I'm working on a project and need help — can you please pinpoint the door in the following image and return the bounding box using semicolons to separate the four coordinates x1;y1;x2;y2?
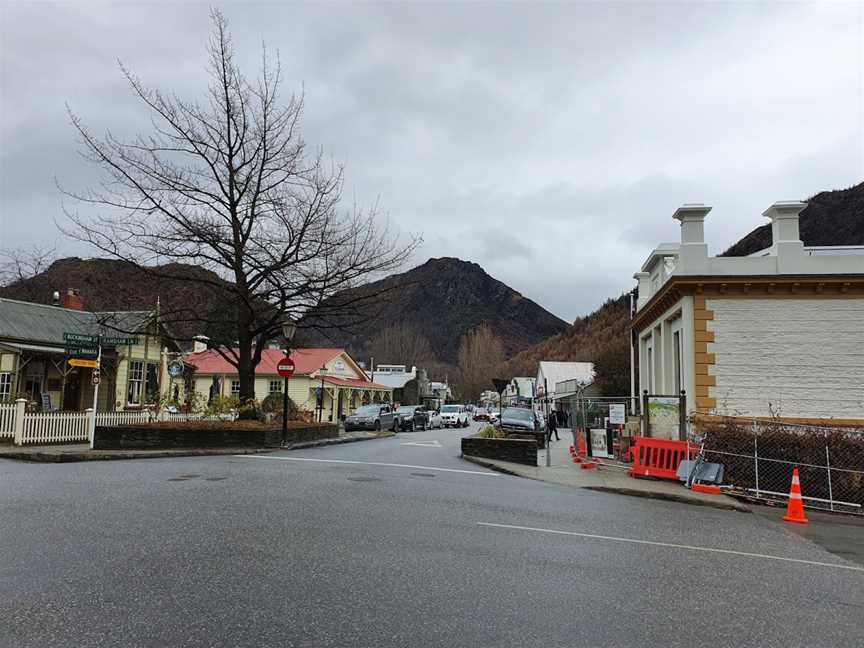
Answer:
63;371;82;410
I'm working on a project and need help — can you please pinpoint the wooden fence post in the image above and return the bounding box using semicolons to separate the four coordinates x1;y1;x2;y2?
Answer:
13;398;26;446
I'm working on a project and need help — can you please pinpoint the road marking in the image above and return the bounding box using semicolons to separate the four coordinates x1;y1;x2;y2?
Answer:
235;455;500;476
477;522;864;573
400;440;442;447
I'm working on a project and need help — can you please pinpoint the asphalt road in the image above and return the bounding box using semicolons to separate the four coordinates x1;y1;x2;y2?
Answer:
1;421;862;648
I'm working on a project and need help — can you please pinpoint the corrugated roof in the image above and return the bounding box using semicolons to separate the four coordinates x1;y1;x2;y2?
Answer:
187;347;346;376
0;297;153;346
537;361;595;393
322;376;389;391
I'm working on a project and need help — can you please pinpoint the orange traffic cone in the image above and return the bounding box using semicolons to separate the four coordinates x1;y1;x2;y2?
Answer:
783;468;808;525
577;433;587;457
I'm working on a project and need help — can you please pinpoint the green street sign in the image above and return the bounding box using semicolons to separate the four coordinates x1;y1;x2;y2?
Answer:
65;347;99;359
101;336;139;346
63;333;99;346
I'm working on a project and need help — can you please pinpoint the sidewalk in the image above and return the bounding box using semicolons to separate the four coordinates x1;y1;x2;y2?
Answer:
463;435;749;512
0;430;394;463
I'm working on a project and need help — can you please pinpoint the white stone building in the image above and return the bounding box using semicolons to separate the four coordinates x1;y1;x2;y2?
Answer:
632;200;864;425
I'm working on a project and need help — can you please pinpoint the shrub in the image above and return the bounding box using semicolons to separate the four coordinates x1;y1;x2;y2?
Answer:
207;394;239;416
478;425;504;439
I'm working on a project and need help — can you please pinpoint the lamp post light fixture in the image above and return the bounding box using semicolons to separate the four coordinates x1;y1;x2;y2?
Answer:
281;318;297;446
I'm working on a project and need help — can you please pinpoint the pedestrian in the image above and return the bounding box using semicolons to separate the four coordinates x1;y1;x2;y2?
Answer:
547;411;559;442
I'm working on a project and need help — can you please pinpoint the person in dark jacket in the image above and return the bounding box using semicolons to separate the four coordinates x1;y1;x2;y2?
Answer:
547;411;560;442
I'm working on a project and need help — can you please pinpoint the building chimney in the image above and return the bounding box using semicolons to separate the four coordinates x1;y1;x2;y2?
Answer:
61;288;84;310
633;272;651;310
193;335;210;353
672;204;711;271
763;201;805;261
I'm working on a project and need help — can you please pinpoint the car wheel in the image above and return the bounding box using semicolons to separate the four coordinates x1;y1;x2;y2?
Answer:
374;420;381;432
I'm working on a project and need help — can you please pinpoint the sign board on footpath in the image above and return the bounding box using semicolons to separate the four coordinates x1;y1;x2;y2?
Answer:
609;403;626;425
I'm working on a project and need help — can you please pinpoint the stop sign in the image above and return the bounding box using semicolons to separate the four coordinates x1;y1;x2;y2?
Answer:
277;357;295;377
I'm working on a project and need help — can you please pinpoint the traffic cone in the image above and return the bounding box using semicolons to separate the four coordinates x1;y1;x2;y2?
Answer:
577;432;587;457
783;468;808;525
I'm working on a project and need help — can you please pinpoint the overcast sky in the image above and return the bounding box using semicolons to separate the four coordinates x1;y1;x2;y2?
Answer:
1;1;862;322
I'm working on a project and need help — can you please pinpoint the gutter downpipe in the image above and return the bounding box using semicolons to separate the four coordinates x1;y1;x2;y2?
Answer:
629;290;636;415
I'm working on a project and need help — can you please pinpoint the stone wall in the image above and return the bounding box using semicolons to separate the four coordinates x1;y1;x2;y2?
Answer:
461;434;537;466
93;423;338;450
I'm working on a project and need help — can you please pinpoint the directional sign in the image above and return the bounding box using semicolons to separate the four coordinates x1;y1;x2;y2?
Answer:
63;333;99;346
65;347;99;359
277;357;295;378
101;336;139;346
69;358;98;368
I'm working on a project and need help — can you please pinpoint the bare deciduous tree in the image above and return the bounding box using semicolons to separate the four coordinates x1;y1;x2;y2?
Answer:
455;324;504;402
0;245;57;286
364;323;435;369
61;10;418;406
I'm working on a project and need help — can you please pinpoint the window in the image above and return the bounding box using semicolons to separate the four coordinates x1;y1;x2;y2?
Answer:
269;380;282;394
647;347;654;393
127;361;144;405
0;373;11;401
673;330;682;393
230;380;241;394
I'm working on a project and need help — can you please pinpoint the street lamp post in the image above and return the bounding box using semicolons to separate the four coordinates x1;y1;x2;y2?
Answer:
318;363;327;422
281;318;297;446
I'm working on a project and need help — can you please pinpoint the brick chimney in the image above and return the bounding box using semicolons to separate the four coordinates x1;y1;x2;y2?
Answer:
61;288;84;310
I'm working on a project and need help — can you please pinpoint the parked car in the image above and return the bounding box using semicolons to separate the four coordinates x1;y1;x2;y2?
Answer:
440;404;470;428
498;407;539;434
344;404;397;432
489;411;499;425
426;409;443;429
396;405;432;431
473;408;490;422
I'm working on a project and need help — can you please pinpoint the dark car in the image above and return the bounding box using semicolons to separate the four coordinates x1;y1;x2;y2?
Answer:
498;407;539;434
396;405;430;431
344;404;397;432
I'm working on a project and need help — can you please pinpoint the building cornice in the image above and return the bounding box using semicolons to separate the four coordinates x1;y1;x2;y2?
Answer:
632;274;864;332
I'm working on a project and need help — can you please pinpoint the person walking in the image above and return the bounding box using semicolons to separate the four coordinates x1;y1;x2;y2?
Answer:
547;410;560;442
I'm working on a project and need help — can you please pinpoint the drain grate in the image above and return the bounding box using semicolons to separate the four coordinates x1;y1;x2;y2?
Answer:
205;477;227;481
410;472;436;478
347;476;382;482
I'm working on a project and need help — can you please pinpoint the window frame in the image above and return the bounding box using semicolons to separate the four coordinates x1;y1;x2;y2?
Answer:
0;372;11;401
268;380;282;394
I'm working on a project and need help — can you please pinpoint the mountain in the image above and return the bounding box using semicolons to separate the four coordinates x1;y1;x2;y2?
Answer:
505;294;631;378
722;181;864;256
0;257;234;341
298;257;570;364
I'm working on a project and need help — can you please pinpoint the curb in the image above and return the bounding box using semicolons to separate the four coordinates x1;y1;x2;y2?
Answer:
0;447;274;463
0;432;396;463
462;455;750;513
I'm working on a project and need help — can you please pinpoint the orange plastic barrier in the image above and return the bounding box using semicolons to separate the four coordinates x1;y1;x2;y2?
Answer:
628;436;698;481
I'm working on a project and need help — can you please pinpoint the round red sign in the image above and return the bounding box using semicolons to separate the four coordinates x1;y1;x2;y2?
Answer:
277;358;295;378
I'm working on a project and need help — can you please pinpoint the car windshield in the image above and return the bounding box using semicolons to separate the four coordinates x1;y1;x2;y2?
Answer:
441;405;460;413
502;408;533;421
353;405;379;415
397;406;417;413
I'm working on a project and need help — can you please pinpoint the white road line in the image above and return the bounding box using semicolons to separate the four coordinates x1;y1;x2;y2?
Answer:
477;522;864;573
235;455;500;476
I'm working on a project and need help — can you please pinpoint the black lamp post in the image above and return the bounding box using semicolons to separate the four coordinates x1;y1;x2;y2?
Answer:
318;363;327;422
281;318;297;445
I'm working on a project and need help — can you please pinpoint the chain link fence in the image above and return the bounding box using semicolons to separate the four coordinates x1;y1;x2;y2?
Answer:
693;415;864;515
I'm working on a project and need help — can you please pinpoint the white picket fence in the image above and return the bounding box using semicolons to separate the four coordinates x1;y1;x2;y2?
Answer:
2;399;229;446
22;410;91;445
0;403;15;439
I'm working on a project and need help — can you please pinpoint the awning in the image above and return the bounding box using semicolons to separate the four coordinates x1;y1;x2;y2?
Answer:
0;342;66;355
321;376;391;391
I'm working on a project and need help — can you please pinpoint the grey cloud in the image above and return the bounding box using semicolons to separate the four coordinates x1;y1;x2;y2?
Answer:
1;2;861;322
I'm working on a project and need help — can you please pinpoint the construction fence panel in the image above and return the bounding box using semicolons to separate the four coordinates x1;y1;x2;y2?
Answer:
695;416;864;515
